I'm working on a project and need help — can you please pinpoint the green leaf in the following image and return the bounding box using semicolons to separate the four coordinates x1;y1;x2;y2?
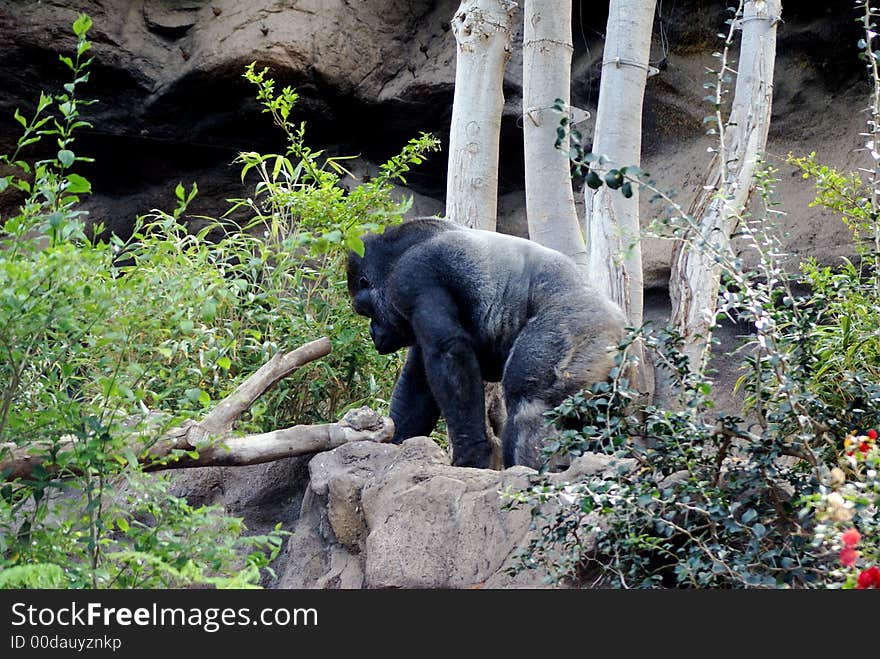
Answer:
65;173;91;193
180;319;194;333
201;299;217;322
0;177;8;192
58;149;75;167
185;388;203;403
73;13;93;37
59;55;75;71
116;517;130;532
345;234;365;257
198;390;211;407
621;182;633;198
37;92;52;112
175;182;185;201
586;170;603;189
217;356;232;370
13;108;27;128
604;170;624;190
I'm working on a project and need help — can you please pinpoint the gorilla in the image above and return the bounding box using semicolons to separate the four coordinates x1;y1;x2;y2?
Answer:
346;218;626;469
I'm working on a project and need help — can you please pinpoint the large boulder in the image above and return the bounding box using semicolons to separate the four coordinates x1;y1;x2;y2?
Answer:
277;436;633;589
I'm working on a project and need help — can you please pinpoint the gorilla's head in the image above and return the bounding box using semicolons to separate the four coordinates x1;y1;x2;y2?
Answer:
346;237;414;355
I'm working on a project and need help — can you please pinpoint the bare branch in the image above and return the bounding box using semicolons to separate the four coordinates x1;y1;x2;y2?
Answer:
0;338;393;481
199;337;331;434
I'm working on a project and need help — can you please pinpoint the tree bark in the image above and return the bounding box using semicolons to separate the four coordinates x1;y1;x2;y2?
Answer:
585;0;656;328
669;0;781;372
445;0;516;230
522;0;588;269
584;0;657;396
0;338;394;481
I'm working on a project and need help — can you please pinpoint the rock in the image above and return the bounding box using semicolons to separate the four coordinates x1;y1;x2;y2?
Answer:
276;437;545;588
276;436;638;589
143;1;201;38
166;455;311;588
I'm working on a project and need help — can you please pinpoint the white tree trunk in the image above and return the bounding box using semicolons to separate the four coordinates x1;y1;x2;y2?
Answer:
446;0;516;230
522;0;587;269
584;0;656;397
669;0;781;371
584;0;656;328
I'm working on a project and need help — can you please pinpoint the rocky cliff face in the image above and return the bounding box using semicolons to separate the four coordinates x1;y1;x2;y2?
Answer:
0;0;870;588
0;0;866;281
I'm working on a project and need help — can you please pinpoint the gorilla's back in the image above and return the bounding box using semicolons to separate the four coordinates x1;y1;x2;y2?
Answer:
387;221;625;372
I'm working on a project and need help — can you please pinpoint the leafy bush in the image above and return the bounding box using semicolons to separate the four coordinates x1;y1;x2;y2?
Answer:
506;155;880;588
506;4;880;588
0;15;439;588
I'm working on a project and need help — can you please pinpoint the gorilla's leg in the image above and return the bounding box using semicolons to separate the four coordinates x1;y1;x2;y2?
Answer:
389;346;441;443
501;314;605;468
502;395;554;468
411;292;491;468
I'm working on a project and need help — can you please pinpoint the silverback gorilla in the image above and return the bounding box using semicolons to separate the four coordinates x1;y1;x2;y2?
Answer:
346;218;626;469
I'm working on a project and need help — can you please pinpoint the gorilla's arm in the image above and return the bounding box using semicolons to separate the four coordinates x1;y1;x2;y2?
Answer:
389;346;441;442
409;289;491;468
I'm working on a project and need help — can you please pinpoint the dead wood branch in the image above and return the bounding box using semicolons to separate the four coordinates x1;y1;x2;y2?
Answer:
0;337;394;481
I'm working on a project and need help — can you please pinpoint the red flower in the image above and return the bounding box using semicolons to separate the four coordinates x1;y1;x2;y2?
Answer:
842;528;861;547
840;547;859;567
856;566;880;589
868;429;878;440
859;441;870;454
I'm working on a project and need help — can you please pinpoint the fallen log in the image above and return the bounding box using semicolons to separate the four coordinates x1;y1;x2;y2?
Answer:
0;337;394;481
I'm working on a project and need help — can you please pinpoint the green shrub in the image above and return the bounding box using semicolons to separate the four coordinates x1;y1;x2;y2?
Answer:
506;166;880;589
0;15;439;588
505;2;880;590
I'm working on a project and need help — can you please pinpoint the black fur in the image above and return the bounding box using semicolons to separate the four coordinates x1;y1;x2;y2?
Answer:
347;218;626;468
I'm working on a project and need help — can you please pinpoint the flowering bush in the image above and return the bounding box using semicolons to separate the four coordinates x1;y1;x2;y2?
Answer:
809;429;879;588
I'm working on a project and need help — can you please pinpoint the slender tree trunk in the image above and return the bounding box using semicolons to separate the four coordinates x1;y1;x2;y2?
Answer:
585;0;655;327
522;0;587;269
584;0;657;396
445;0;516;230
669;0;782;372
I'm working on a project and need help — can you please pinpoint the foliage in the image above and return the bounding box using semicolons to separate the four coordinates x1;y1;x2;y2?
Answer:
0;16;439;588
806;432;880;589
507;2;880;589
508;160;880;589
552;97;638;199
506;324;827;588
